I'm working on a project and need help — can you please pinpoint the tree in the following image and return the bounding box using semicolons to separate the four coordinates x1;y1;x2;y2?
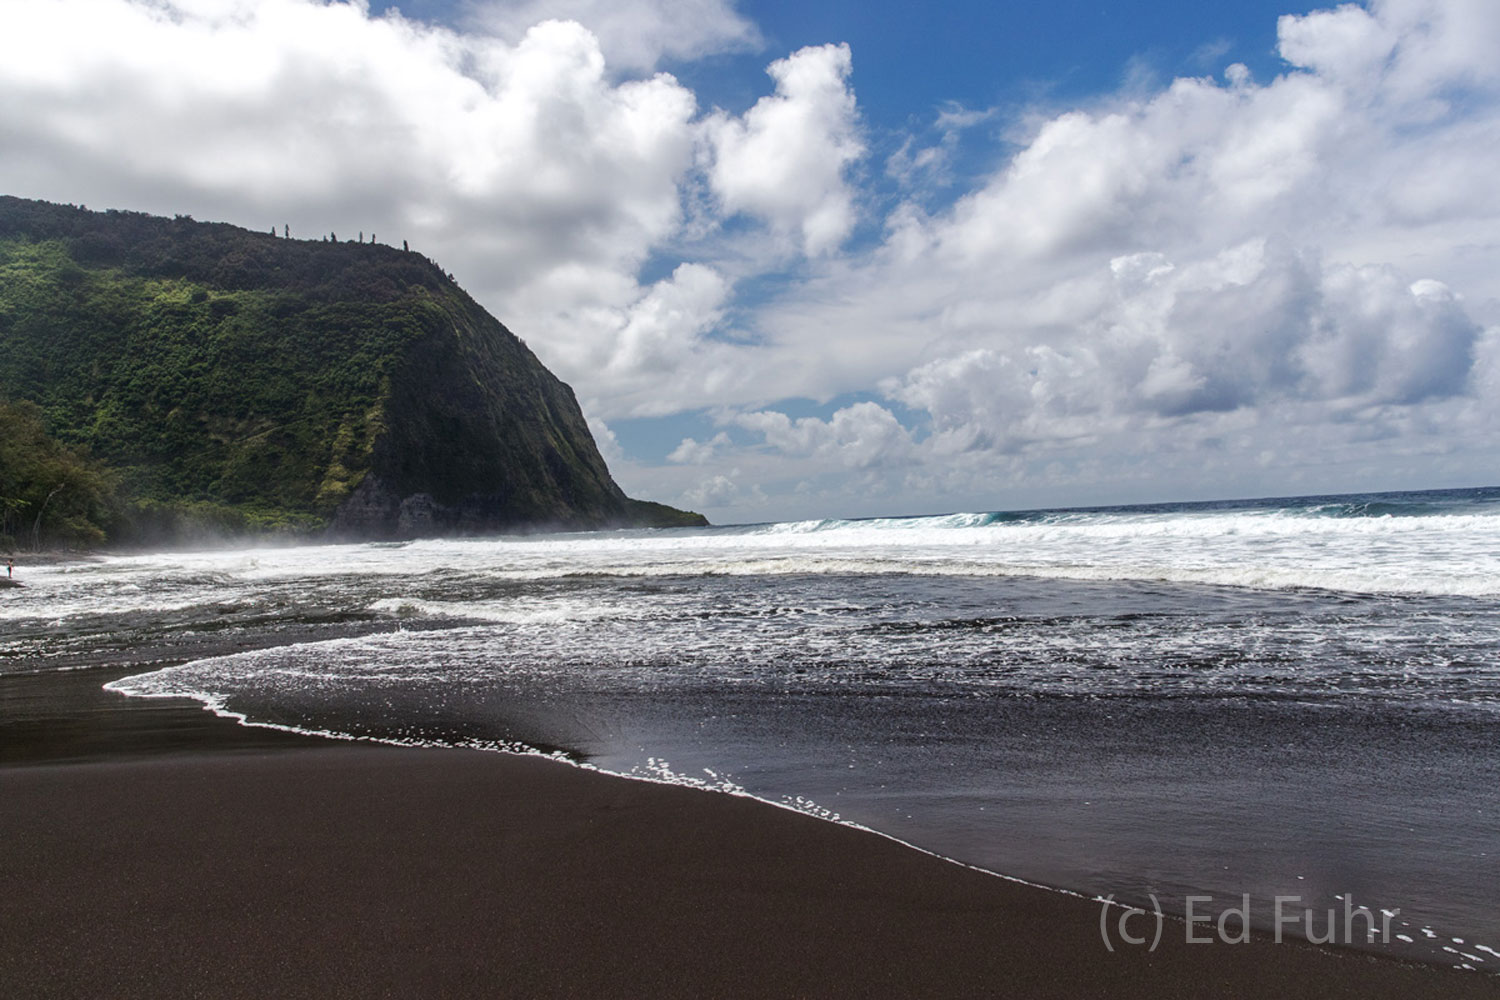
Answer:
0;496;27;545
0;401;118;550
30;484;63;551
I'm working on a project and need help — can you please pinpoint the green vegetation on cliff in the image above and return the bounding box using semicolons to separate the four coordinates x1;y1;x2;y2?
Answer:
0;196;705;545
0;400;118;549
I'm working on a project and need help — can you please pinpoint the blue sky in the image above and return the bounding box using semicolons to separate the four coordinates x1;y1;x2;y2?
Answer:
372;1;1299;110
3;0;1499;521
699;1;1294;108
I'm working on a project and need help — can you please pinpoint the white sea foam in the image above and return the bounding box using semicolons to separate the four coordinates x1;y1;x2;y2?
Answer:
9;501;1499;630
365;594;637;625
92;519;1500;977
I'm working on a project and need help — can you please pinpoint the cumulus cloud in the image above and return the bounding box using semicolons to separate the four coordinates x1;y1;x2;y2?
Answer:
464;0;760;72
886;242;1482;458
668;432;731;464
607;263;730;375
683;472;752;508
735;402;914;469
515;259;767;419
1281;0;1500;108
705;43;864;255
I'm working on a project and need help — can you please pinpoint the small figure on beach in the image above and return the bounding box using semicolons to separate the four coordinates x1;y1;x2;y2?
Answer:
6;558;12;578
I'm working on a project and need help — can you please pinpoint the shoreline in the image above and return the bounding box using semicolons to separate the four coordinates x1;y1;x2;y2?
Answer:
2;666;1497;997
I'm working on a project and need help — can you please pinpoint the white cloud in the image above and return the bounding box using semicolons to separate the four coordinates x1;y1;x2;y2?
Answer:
1277;2;1398;90
683;472;744;507
668;432;731;464
705;43;863;256
517;260;761;419
608;263;730;375
1283;0;1500;109
735;402;914;469
886;242;1483;457
463;0;760;73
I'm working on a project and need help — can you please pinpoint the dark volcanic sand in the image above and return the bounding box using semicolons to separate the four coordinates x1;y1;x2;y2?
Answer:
1;670;1497;999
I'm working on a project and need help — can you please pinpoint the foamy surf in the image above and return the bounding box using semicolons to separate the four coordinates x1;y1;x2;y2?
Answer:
7;488;1498;625
14;486;1500;973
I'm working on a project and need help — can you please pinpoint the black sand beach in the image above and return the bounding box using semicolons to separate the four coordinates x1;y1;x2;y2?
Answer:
2;666;1496;999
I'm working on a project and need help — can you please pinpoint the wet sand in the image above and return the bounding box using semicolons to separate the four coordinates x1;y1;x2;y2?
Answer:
1;670;1497;999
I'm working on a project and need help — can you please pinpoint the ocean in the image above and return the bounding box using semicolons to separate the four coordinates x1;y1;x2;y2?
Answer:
3;486;1498;970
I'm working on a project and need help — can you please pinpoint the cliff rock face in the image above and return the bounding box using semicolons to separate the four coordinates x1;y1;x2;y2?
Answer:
0;196;705;539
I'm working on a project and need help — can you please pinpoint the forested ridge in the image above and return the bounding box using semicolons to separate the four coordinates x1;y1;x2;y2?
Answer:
0;197;702;550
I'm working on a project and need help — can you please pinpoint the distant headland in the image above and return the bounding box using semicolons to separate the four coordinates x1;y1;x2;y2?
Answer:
0;196;705;550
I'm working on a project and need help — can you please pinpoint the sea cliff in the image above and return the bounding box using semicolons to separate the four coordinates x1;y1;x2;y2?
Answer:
0;196;703;546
